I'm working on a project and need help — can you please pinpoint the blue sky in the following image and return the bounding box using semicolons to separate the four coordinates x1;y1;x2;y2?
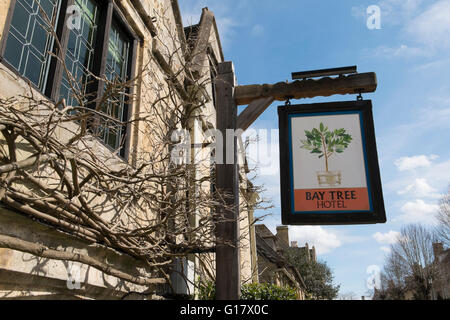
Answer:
180;0;450;298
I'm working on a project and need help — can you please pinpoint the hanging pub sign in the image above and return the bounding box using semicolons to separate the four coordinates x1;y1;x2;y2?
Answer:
278;100;386;225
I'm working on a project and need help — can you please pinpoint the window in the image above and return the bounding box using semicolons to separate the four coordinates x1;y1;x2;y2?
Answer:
3;0;61;92
1;0;138;158
59;0;99;106
99;21;132;154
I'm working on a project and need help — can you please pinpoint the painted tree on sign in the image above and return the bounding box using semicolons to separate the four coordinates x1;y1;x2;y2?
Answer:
300;123;352;172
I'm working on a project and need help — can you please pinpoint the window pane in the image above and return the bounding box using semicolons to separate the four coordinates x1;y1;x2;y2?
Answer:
41;0;56;18
100;20;131;153
24;50;44;85
59;0;99;107
9;1;29;37
3;34;23;70
3;0;60;91
31;21;48;54
106;23;130;82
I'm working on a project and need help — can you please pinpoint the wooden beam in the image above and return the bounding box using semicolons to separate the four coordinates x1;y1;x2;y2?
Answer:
215;61;240;300
234;72;377;105
237;97;274;131
291;66;357;80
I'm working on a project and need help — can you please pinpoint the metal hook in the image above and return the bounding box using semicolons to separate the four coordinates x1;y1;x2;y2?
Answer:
285;96;294;106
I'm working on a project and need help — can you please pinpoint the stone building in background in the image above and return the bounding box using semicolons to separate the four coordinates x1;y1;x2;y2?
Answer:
431;243;449;300
255;224;307;299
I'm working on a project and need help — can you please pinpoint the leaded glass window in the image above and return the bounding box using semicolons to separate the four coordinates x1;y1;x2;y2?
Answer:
99;21;131;153
2;0;136;159
59;0;99;107
3;0;61;91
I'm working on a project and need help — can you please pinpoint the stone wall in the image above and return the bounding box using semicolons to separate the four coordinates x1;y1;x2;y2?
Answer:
0;0;255;299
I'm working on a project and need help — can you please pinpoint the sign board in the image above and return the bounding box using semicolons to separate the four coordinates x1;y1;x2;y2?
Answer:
278;100;386;225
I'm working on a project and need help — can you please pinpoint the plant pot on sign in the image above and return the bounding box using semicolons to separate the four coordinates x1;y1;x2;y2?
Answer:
317;170;342;187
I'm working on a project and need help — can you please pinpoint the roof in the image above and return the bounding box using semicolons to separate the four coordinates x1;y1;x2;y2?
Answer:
255;224;276;240
183;7;224;67
256;232;285;267
255;224;306;289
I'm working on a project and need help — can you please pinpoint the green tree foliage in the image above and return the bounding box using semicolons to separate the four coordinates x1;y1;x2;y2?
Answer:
240;283;297;300
197;277;216;300
284;247;340;300
197;279;297;300
300;123;352;171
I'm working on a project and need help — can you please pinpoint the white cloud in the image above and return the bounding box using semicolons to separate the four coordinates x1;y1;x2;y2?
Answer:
255;220;355;256
406;0;450;49
412;57;450;72
290;226;342;255
395;199;439;225
373;230;401;244
357;0;450;58
380;0;425;21
394;154;439;171
421;160;450;190
371;44;430;58
397;178;440;198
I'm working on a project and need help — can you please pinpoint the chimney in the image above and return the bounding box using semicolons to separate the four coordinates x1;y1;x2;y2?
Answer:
311;245;316;262
291;241;298;248
304;243;310;262
276;226;289;246
433;243;444;258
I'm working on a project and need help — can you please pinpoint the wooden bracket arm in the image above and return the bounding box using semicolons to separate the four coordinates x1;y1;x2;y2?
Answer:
234;72;377;106
237;97;274;131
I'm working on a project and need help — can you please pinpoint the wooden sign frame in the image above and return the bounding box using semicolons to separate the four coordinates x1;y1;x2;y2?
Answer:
278;100;386;225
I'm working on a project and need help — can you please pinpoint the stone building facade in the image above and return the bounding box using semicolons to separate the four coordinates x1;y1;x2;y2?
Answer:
0;0;257;299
